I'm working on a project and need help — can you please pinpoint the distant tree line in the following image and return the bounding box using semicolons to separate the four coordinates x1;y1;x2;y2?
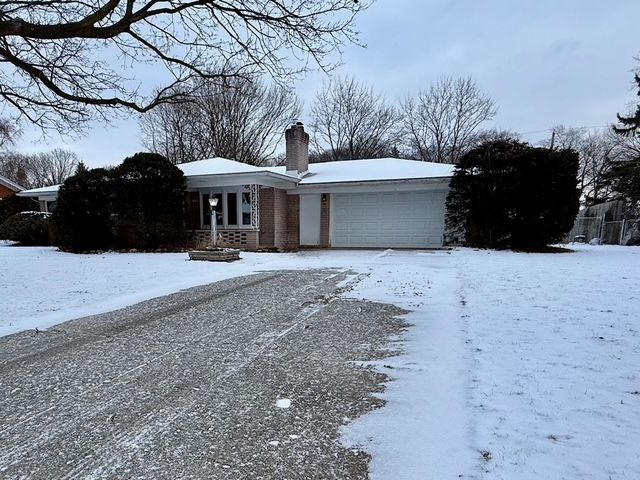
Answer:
0;124;80;189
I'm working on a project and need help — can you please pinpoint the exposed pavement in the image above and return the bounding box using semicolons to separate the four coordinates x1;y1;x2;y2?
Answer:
0;269;407;479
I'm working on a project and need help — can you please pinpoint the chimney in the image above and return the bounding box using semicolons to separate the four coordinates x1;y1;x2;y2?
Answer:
285;122;309;176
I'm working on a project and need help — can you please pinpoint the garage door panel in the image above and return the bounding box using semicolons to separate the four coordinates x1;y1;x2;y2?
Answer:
332;191;446;248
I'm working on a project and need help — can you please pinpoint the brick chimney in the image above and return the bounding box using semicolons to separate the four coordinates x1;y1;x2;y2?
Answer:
285;122;309;176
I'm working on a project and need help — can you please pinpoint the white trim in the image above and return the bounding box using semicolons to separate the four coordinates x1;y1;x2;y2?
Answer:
186;171;297;190
289;178;451;195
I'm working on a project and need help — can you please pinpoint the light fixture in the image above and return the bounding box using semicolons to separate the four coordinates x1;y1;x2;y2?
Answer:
208;197;219;208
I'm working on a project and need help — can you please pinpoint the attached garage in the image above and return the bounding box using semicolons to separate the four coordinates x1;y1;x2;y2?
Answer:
331;190;447;248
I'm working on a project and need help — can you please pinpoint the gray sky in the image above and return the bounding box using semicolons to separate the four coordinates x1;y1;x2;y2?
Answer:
17;0;640;167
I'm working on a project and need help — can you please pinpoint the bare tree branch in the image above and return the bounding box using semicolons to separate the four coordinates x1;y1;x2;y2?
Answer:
310;76;400;161
139;73;301;165
401;76;496;164
0;0;368;132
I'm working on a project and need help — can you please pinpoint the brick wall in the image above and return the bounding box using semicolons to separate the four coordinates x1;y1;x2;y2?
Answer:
273;188;289;250
186;192;201;230
259;187;275;247
258;186;299;251
0;184;14;199
320;193;331;247
190;230;259;249
284;194;299;250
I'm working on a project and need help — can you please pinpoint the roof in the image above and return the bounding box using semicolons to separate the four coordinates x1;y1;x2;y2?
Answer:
0;175;25;192
178;157;269;176
17;184;60;197
267;158;454;185
177;157;297;186
17;157;454;198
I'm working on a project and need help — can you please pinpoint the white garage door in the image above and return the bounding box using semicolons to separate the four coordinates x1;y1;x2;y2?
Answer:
331;191;446;248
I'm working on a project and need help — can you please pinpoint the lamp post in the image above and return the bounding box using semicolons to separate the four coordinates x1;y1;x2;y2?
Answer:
208;196;219;249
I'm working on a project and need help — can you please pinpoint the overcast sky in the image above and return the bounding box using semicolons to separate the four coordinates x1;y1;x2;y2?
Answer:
17;0;640;167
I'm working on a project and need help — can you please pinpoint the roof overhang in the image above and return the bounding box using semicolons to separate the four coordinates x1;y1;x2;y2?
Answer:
16;185;60;201
0;176;25;192
186;171;299;190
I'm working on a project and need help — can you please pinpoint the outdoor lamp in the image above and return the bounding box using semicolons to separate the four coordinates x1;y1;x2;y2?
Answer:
208;196;219;248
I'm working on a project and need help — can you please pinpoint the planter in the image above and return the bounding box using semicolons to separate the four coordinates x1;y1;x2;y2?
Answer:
188;248;241;262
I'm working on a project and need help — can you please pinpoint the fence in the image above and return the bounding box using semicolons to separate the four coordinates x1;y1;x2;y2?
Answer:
566;216;640;245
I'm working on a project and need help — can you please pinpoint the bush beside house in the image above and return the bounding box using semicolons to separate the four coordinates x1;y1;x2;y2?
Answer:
50;153;186;253
0;194;36;224
0;211;51;245
446;140;580;249
51;167;114;252
111;153;186;249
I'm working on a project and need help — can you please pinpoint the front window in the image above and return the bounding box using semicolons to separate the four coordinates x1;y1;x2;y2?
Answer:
201;189;253;229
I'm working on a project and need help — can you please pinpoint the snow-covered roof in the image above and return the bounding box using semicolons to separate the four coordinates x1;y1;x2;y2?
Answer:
16;157;453;199
268;158;454;185
178;157;297;180
178;157;266;176
17;184;60;197
0;174;25;192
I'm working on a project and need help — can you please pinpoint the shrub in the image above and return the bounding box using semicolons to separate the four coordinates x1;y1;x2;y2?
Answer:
50;167;114;252
0;194;37;224
111;153;186;249
0;211;51;245
446;140;580;249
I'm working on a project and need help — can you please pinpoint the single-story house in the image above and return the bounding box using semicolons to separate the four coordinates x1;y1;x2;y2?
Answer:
0;175;25;199
18;123;454;250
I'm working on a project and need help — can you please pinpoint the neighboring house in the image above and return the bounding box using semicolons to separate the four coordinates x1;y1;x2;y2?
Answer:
0;175;25;199
16;184;59;212
18;123;454;249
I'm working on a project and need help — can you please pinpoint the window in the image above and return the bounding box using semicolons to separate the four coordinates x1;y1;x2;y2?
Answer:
202;193;210;226
200;189;253;229
227;192;238;226
242;192;252;225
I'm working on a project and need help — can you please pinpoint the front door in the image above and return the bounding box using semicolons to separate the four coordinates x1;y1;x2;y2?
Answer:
300;194;322;246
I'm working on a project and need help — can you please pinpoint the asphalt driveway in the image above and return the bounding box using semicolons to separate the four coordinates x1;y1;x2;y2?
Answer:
0;269;406;479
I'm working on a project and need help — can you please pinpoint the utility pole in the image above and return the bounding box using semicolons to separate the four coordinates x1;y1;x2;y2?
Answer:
550;129;556;150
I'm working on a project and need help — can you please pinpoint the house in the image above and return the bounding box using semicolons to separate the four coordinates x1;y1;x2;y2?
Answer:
0;175;25;199
18;124;454;250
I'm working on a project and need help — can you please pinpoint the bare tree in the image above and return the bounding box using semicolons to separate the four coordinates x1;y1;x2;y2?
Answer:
540;126;618;203
310;77;400;161
32;148;80;186
0;1;367;132
0;151;31;187
140;76;301;165
0;148;79;187
0;118;20;151
401;76;497;163
466;128;520;151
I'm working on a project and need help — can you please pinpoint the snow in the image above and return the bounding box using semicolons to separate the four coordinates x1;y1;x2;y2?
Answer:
268;158;454;184
177;157;296;181
2;243;639;479
17;184;60;196
275;398;292;409
178;157;267;176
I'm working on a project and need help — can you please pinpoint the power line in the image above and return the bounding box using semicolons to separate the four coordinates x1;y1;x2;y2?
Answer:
519;124;611;137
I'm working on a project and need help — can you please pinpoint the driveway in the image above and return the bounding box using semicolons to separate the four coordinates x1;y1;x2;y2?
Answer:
0;270;406;479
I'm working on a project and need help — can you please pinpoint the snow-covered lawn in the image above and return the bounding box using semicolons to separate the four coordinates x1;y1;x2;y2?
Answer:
2;242;639;479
